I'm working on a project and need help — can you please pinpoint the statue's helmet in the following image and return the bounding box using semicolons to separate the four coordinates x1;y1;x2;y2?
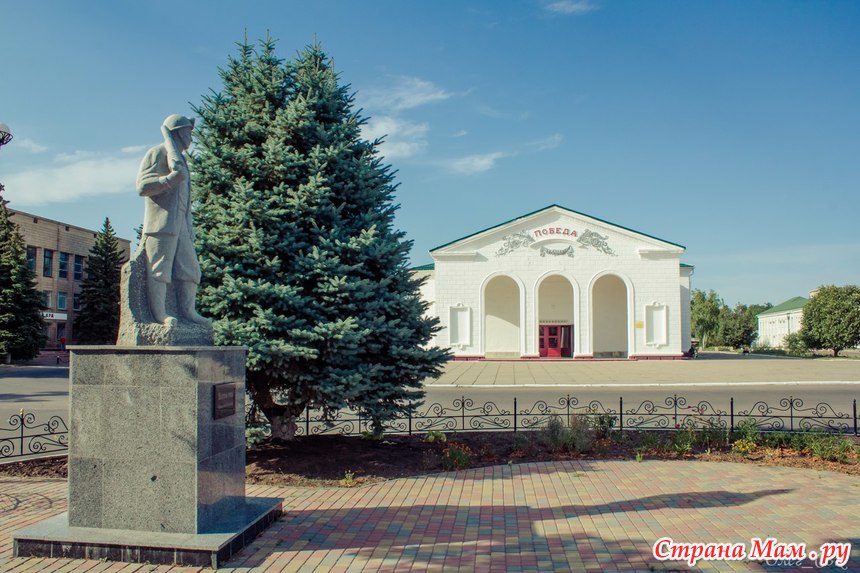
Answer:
163;114;195;132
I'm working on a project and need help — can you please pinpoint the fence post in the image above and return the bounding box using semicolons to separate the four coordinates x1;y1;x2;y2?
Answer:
461;395;465;432
673;394;678;428
305;405;310;436
789;395;794;432
566;394;571;427
730;398;734;432
619;397;623;437
18;409;24;456
854;399;857;437
408;408;413;436
514;397;518;433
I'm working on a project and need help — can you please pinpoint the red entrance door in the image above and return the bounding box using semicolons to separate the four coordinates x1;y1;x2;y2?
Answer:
539;325;572;358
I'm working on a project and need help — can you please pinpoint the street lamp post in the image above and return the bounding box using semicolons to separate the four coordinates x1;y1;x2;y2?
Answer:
0;123;12;150
0;123;11;196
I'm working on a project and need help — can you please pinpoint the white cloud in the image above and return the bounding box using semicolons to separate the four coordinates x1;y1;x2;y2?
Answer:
545;0;598;15
452;130;468;138
362;76;451;112
363;116;429;159
55;150;100;163
4;151;139;206
475;104;531;121
447;152;507;175
15;138;48;153
528;133;564;151
121;145;148;154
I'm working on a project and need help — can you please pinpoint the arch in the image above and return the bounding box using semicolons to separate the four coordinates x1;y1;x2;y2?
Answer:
481;273;524;357
589;271;634;358
534;273;577;358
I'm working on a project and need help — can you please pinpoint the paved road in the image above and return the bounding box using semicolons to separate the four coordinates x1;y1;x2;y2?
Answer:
2;355;859;434
0;366;68;424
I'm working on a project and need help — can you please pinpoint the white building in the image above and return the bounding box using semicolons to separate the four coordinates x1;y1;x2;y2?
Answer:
756;296;808;348
414;205;693;360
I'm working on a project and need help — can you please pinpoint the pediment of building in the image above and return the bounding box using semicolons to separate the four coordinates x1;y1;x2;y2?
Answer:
431;205;684;260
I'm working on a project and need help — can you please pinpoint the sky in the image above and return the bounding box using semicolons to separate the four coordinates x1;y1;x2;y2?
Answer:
1;1;858;306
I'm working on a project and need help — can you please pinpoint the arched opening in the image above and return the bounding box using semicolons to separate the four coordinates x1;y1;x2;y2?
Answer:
592;274;628;358
484;275;521;357
537;275;574;358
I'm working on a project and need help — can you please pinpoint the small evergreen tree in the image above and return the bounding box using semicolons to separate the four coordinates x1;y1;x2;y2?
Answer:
0;186;46;360
193;38;448;439
76;218;126;344
800;285;860;357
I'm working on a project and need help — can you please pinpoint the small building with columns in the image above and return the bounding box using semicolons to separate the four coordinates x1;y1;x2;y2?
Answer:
413;205;693;360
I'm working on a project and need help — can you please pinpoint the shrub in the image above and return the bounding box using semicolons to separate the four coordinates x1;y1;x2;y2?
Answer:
569;415;595;453
760;431;792;448
671;428;694;456
590;413;616;439
695;424;729;449
340;470;357;487
798;432;855;463
733;418;759;444
641;431;664;451
512;432;532;454
424;430;447;443
442;442;474;471
541;415;570;453
731;438;757;455
540;415;595;454
783;332;810;357
245;424;271;448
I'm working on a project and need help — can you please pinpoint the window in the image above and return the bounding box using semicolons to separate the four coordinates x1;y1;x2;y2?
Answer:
59;252;69;279
74;255;84;280
26;247;37;272
73;292;81;311
43;249;54;277
58;291;67;311
42;290;52;309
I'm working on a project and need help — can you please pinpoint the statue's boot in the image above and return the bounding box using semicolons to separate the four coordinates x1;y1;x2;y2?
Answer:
147;275;178;326
178;281;211;326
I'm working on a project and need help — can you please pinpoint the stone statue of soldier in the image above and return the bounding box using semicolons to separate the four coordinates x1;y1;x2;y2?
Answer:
135;114;210;327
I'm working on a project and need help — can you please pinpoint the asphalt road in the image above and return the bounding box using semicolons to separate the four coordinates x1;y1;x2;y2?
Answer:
0;365;69;424
2;359;859;433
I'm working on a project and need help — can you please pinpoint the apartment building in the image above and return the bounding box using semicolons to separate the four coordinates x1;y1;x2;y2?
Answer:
9;210;132;348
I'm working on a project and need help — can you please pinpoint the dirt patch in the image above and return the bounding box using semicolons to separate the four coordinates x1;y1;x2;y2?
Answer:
2;431;859;486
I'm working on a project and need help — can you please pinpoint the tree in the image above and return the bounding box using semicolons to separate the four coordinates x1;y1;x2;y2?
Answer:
691;289;723;348
0;187;45;360
192;38;449;439
719;303;769;349
800;285;860;357
76;218;126;344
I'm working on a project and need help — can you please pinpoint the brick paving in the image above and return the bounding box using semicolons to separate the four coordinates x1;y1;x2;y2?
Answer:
2;461;859;572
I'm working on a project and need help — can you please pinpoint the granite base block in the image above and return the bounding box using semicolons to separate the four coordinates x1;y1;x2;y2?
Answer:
13;497;282;569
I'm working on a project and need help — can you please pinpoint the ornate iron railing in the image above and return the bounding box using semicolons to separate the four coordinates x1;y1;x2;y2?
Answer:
4;394;857;460
0;410;68;460
289;394;858;438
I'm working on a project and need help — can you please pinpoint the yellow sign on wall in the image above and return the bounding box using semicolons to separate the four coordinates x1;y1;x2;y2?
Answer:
634;320;644;329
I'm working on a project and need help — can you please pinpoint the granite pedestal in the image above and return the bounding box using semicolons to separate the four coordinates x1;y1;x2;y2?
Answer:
13;346;282;568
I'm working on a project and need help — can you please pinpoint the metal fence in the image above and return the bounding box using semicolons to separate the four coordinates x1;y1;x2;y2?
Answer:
289;394;858;437
3;394;857;460
0;410;68;461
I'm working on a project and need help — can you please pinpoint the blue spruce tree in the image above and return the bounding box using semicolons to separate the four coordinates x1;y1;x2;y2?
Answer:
192;38;448;439
0;188;46;361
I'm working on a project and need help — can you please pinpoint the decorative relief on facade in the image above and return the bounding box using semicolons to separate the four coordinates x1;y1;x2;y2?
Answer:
495;231;535;256
539;245;575;258
577;229;616;256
